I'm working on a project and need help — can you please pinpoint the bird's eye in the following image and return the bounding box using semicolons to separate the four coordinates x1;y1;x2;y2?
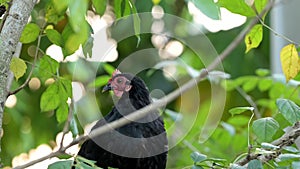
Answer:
116;78;123;84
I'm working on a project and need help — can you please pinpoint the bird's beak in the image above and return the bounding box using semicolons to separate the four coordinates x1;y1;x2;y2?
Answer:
102;83;112;93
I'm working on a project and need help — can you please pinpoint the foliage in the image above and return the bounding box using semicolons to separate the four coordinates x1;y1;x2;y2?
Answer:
3;0;300;168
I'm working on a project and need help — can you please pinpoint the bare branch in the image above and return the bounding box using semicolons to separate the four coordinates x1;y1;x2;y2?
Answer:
11;1;275;168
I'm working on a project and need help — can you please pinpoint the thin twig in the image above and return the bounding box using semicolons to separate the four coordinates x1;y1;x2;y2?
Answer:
8;27;43;96
11;1;276;169
60;98;75;149
236;87;261;119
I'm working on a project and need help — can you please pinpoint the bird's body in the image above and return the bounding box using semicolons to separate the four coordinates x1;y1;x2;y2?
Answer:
77;71;168;169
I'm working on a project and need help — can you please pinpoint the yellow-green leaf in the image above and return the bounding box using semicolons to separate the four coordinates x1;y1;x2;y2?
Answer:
20;23;40;44
280;44;300;82
245;24;263;53
10;57;27;81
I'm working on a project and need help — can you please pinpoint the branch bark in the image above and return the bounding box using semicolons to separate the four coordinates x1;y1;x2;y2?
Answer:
236;122;300;166
0;0;36;161
11;1;276;169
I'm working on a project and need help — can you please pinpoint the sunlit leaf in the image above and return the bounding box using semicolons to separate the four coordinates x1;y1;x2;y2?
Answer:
52;0;69;13
229;107;254;116
56;102;68;123
258;78;273;92
40;83;61;111
92;0;107;16
46;29;64;46
10;57;27;81
276;99;300;124
20;23;40;44
230;164;246;169
102;63;115;75
255;0;268;15
292;161;300;169
252;117;279;142
280;44;300;82
245;24;263;53
69;0;88;32
189;0;220;20
39;55;59;80
248;159;263;169
48;160;73;169
88;75;111;88
255;68;270;77
190;152;207;163
114;0;122;19
217;0;255;17
242;76;258;92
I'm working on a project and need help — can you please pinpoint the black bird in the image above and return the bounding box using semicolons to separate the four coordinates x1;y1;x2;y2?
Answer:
76;70;168;169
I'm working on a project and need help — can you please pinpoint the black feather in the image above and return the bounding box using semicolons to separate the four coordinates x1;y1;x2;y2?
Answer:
77;73;168;169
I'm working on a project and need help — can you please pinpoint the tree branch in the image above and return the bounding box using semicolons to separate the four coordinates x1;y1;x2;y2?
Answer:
11;1;275;168
0;0;36;160
236;122;300;166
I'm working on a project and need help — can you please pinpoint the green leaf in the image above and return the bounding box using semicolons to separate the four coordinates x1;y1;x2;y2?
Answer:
62;23;89;56
123;0;131;17
280;44;300;82
92;0;107;16
48;160;73;169
229;107;254;116
261;142;279;150
20;23;40;44
283;146;299;153
88;75;111;88
57;154;72;159
230;164;246;169
70;116;79;137
46;29;64;46
276;99;300;124
245;24;263;53
252;117;279;142
82;36;94;58
52;0;69;13
217;0;255;17
189;0;220;20
278;153;300;161
102;63;115;75
242;76;258;92
69;0;88;32
258;78;273;92
292;161;300;169
10;57;27;81
248;159;263;169
255;0;268;14
58;78;72;101
227;116;249;126
129;0;141;46
190;152;207;163
114;0;122;19
56;102;68;123
192;165;204;169
45;3;65;24
39;55;59;80
40;83;61;111
255;68;270;77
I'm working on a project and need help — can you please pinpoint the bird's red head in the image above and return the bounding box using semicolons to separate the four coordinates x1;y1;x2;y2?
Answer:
102;69;132;98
